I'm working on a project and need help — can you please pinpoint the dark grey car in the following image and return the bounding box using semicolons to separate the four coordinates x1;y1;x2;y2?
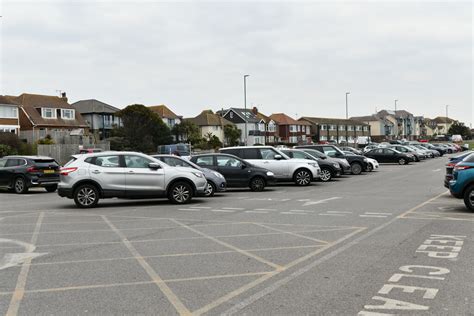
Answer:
152;155;226;197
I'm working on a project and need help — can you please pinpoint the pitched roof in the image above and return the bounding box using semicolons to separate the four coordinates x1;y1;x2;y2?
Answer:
377;109;413;119
225;108;260;123
432;116;457;124
148;105;180;119
8;93;88;127
269;113;302;125
349;115;381;122
72;99;120;114
187;110;234;126
0;96;19;105
301;116;368;126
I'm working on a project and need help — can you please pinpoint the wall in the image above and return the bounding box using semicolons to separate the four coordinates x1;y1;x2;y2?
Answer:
37;143;110;165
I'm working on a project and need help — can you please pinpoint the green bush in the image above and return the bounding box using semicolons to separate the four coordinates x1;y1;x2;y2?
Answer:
0;144;17;157
37;134;55;145
0;132;21;151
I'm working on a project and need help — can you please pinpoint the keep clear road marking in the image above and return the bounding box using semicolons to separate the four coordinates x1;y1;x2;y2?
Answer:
303;197;341;206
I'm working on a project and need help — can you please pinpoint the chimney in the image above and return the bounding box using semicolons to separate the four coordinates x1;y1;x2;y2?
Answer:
61;92;68;102
252;107;258;115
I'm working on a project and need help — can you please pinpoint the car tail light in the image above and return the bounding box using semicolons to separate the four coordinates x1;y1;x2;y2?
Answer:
454;165;473;171
60;167;78;175
446;163;456;167
26;166;39;173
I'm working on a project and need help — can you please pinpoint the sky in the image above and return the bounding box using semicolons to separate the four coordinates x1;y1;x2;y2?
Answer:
1;0;472;126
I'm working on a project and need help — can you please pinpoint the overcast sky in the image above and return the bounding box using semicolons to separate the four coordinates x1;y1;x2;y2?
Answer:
1;0;472;125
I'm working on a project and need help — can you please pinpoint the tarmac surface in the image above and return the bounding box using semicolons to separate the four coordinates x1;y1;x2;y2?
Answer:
0;156;472;315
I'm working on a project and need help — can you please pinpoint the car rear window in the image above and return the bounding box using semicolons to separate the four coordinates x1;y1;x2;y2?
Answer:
34;159;59;167
242;148;260;159
64;157;77;167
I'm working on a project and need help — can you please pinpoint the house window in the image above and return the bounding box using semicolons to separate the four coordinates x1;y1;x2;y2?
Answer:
363;126;368;131
347;125;354;131
320;124;327;131
289;136;298;143
329;125;336;131
339;125;345;131
306;126;311;134
289;125;297;132
0;106;18;118
229;112;234;119
41;108;56;119
356;125;362;131
61;109;75;120
320;135;327;141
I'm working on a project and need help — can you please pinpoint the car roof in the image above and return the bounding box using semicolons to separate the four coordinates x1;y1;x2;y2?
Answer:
3;155;54;159
221;146;276;150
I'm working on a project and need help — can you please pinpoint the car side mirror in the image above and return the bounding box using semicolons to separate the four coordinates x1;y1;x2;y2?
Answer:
241;164;247;169
274;155;283;160
148;162;161;170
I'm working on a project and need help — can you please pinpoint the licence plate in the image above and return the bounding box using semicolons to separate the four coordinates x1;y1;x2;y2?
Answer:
43;170;55;174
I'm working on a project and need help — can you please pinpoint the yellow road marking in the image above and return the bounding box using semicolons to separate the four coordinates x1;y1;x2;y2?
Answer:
170;219;283;271
398;191;449;218
6;212;44;316
101;215;192;316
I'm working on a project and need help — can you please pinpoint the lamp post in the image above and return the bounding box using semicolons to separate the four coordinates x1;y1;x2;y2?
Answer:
244;75;249;145
345;92;350;119
394;99;398;112
445;105;449;134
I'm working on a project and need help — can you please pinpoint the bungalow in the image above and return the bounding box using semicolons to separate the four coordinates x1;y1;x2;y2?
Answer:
0;96;20;134
72;99;122;140
186;110;234;143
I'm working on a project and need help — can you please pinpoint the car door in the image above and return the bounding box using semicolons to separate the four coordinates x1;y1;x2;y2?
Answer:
383;149;397;163
215;155;246;186
0;159;22;187
89;154;126;197
124;154;165;196
367;149;384;162
256;148;289;178
0;158;10;186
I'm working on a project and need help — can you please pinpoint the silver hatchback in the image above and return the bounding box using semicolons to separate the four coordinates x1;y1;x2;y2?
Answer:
58;151;207;208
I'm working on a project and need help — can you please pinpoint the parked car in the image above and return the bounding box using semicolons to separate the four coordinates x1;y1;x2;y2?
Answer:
0;156;60;193
340;146;363;156
444;151;474;188
419;143;445;156
449;153;474;210
58;152;207;208
152;154;226;197
280;149;341;182
342;151;379;171
190;153;275;191
411;144;438;158
78;148;103;154
364;148;413;165
363;144;380;153
295;144;369;175
298;148;351;175
389;145;422;162
405;145;430;159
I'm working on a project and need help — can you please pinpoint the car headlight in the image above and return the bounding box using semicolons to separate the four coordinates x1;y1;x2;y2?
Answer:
266;171;274;176
192;172;203;178
212;171;224;178
307;162;319;168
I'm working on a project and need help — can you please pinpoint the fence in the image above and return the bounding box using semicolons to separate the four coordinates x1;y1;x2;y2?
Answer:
20;130;95;145
37;143;110;165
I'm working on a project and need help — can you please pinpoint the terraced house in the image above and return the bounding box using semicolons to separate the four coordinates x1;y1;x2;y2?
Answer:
251;107;278;145
270;113;311;144
298;117;369;144
0;96;20;134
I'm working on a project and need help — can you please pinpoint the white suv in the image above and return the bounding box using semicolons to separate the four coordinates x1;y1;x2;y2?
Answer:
58;151;207;208
220;146;320;186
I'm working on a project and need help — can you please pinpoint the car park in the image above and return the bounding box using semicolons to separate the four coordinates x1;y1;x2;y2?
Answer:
58;151;207;208
152;154;226;197
298;148;352;175
0;155;60;193
280;148;341;182
295;144;369;175
364;148;413;165
389;145;423;161
418;143;445;156
219;146;320;186
190;153;275;191
449;153;474;210
444;151;474;188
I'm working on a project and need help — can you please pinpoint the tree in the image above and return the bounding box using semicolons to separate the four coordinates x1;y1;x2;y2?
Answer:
448;122;472;140
172;121;201;144
224;125;241;146
115;104;173;153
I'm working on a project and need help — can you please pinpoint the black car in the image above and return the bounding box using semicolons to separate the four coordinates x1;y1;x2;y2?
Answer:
389;145;420;161
300;148;352;174
190;153;275;191
364;148;412;165
295;145;369;175
280;149;341;182
340;146;363;155
0;155;60;193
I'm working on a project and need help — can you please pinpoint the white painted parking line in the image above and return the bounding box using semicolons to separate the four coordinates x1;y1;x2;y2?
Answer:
297;199;310;202
280;212;306;215
319;213;345;216
432;168;441;172
211;209;235;213
364;212;392;215
254;208;277;211
245;211;268;214
178;208;201;212
189;206;211;209
223;207;245;210
303;197;341;206
360;215;388;218
327;211;352;214
290;210;313;213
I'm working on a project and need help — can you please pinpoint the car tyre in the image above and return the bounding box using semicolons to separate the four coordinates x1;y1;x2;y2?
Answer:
249;176;266;192
463;185;474;211
74;184;99;208
366;163;373;172
319;168;332;182
45;184;58;193
398;158;406;165
13;177;28;194
294;169;312;186
350;163;362;175
168;182;193;204
204;181;216;197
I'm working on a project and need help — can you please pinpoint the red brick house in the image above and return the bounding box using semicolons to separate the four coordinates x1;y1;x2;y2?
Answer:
269;113;311;144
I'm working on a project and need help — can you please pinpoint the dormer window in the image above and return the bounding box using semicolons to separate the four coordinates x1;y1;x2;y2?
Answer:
61;109;75;120
42;108;56;119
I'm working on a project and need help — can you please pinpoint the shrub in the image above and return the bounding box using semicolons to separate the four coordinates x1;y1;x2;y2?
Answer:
0;144;17;157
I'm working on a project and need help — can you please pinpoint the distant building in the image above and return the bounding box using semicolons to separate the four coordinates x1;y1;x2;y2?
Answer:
72;99;122;140
299;117;369;144
270;113;311;144
0;96;20;134
148;105;181;129
251;107;278;144
217;108;266;145
186;110;234;143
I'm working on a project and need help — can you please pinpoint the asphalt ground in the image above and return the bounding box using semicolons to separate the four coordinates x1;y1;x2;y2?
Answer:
0;156;472;315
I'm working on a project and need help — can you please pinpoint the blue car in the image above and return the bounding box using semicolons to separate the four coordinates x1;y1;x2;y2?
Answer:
449;153;474;211
444;151;473;188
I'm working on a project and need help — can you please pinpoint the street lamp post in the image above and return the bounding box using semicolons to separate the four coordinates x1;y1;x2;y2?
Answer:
445;105;449;134
244;75;249;145
345;92;350;119
394;99;398;112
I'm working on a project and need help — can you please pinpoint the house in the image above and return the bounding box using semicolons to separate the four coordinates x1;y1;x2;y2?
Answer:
349;114;395;142
251;107;278;144
6;93;89;143
217;108;266;145
299;117;369;144
72;99;122;140
186;110;234;143
0;96;20;134
148;105;181;130
270;113;311;144
430;116;458;135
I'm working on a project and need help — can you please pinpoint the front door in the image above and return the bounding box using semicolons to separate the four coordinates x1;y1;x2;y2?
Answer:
256;148;289;178
88;154;126;197
124;155;165;197
216;155;247;187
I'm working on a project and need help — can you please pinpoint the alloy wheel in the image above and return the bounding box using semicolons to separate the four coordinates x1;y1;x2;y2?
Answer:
172;184;191;203
250;177;265;191
204;182;214;197
320;169;332;182
399;158;406;165
14;178;25;193
77;187;97;206
295;170;311;186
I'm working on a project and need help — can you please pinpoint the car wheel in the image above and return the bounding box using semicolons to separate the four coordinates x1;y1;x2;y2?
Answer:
463;185;474;211
74;184;99;208
350;163;362;175
13;177;28;194
169;182;193;204
398;158;406;165
319;168;332;182
249;176;266;191
45;184;58;192
366;163;373;172
204;181;216;197
294;169;312;186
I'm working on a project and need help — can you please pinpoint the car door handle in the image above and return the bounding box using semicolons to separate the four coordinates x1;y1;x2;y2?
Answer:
91;170;101;174
128;170;134;173
263;161;269;164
